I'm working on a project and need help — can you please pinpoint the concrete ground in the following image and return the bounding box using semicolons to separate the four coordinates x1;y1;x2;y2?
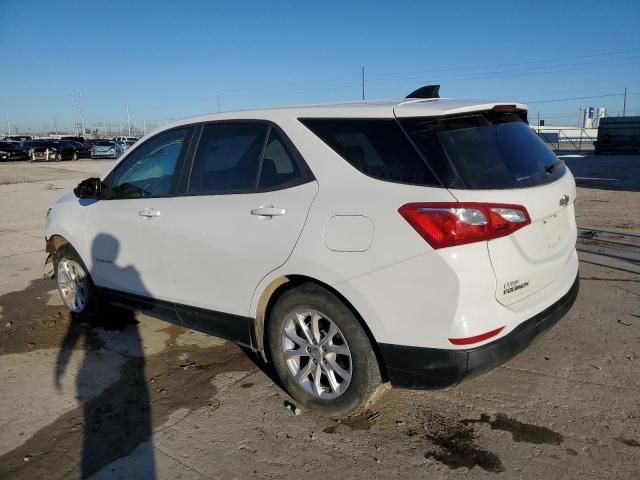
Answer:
0;156;639;479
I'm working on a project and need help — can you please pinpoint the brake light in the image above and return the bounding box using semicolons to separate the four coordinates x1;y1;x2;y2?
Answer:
398;202;530;249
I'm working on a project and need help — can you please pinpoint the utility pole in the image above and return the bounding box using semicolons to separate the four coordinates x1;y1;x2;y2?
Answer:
143;120;147;136
125;103;131;136
217;95;221;113
53;115;57;135
623;87;627;117
72;92;78;136
79;92;85;136
5;114;9;137
361;66;365;100
537;112;540;132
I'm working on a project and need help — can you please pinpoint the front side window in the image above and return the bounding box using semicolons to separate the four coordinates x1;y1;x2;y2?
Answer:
188;123;268;194
110;128;189;199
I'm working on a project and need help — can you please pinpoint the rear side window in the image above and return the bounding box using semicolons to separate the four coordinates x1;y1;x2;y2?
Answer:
188;123;268;193
299;118;439;187
258;129;301;189
401;113;566;189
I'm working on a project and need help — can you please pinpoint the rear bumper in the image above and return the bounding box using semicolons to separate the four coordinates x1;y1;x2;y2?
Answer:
379;274;579;389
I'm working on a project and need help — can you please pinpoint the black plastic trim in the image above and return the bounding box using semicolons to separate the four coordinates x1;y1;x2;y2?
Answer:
96;287;255;348
379;275;580;389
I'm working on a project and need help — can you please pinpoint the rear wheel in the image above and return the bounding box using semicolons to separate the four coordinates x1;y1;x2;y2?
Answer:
54;244;95;314
267;282;383;418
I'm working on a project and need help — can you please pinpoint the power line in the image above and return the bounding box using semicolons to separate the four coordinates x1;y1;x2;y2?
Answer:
366;57;640;87
527;93;624;104
365;48;640;81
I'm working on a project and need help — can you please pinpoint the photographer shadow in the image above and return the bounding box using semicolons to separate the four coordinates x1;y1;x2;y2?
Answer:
55;233;155;479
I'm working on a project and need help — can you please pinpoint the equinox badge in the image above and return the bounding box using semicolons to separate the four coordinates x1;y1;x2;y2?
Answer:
559;194;570;207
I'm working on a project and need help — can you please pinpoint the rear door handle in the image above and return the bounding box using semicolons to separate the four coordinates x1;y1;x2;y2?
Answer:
251;206;286;217
138;208;161;218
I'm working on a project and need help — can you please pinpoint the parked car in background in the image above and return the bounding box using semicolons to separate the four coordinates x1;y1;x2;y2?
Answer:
69;141;92;158
0;141;30;161
61;136;86;144
26;140;79;161
122;139;137;150
3;135;33;142
113;136;139;143
45;86;579;417
91;140;124;159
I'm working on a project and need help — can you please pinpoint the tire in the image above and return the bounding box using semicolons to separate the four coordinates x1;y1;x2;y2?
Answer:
72;152;78;161
53;244;96;315
267;282;383;418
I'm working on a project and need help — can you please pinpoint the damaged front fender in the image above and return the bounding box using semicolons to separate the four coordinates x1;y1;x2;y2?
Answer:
43;256;54;279
43;235;68;279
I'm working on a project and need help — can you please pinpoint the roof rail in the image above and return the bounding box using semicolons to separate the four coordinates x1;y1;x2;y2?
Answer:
406;85;440;99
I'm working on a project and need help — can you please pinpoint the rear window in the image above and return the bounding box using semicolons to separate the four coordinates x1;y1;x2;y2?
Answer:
401;113;566;189
299;118;439;186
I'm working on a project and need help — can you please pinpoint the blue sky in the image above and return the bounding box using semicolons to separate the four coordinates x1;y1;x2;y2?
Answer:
1;0;639;132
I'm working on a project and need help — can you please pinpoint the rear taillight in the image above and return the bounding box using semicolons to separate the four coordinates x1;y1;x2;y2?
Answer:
398;202;531;249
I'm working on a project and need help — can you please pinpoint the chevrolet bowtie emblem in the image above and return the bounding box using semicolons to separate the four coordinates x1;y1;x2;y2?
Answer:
559;194;570;207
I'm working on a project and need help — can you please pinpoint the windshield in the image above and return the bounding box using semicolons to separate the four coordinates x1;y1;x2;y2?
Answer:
96;141;114;146
401;112;566;189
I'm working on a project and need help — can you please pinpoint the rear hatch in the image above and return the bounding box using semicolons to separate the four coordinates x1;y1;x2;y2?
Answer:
398;104;577;305
93;144;114;153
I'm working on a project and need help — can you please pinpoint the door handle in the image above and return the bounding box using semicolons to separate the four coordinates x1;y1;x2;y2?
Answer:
251;206;286;217
138;208;161;218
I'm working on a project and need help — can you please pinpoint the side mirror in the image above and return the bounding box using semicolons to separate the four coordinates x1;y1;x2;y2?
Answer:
74;177;107;200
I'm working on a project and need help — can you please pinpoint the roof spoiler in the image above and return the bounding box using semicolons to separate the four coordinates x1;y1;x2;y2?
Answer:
406;85;440;99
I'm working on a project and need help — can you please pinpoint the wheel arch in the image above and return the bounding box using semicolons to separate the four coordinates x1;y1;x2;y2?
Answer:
254;274;388;381
44;233;89;278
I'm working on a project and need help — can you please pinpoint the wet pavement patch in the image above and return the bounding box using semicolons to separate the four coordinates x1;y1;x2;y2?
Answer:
462;413;563;445
0;279;257;480
422;413;504;473
0;279;81;355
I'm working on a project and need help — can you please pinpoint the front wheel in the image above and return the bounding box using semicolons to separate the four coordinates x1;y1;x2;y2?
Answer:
267;283;383;418
54;244;95;314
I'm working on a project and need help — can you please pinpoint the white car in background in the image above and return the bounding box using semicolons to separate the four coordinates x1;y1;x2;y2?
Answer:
113;136;139;144
90;140;124;159
44;86;579;417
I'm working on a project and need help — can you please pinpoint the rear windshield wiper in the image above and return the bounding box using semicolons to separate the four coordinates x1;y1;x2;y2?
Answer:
544;160;564;175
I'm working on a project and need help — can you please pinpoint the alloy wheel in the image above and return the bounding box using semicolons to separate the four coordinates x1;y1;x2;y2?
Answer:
56;258;89;313
282;309;352;399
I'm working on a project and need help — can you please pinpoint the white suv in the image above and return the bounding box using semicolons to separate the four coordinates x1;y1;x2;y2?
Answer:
45;88;579;417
